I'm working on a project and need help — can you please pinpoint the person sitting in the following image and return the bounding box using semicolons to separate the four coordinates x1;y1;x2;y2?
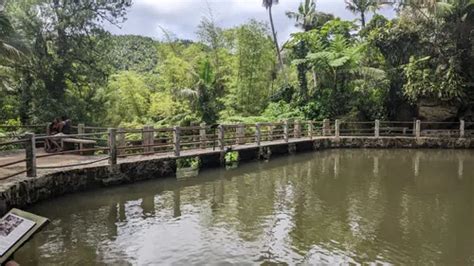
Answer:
59;116;72;134
49;118;61;135
44;118;62;153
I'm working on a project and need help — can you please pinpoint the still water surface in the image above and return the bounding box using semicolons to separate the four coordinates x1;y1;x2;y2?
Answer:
17;149;474;265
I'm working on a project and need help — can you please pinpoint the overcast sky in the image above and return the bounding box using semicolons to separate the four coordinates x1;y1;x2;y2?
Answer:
106;0;395;41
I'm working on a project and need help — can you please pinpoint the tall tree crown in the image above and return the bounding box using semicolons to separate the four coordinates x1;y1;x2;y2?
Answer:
262;0;279;9
286;0;335;31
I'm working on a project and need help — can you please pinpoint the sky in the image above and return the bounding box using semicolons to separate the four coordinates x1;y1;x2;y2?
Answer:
106;0;395;42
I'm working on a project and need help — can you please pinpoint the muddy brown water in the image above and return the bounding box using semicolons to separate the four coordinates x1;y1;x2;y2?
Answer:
15;149;474;265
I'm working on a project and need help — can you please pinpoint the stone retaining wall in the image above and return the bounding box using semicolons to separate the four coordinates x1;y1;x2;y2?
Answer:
1;137;473;215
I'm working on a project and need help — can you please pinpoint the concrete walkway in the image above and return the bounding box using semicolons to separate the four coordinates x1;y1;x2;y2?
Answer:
1;135;471;183
0;136;323;181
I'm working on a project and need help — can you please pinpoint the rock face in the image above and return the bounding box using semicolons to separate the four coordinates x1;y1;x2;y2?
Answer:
1;136;473;216
418;99;459;121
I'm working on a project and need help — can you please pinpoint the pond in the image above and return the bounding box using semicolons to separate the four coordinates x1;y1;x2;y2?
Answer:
16;149;474;265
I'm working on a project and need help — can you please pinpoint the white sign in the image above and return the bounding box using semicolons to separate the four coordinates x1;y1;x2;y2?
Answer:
0;213;36;256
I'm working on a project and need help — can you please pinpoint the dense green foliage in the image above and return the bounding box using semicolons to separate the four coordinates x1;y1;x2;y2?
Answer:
1;0;474;128
108;35;159;73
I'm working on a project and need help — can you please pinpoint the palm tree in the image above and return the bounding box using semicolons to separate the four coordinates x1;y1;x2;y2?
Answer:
262;0;285;72
0;11;22;63
175;60;218;123
345;0;383;27
286;0;334;31
0;10;24;91
286;0;334;101
398;0;474;19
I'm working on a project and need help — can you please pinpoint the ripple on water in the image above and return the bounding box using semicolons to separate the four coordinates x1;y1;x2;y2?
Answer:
13;149;474;265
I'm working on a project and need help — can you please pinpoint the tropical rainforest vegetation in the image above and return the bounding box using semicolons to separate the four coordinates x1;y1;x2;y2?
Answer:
1;0;473;128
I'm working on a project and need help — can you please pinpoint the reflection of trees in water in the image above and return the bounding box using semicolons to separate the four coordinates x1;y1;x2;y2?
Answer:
289;151;386;262
285;150;474;264
232;166;276;242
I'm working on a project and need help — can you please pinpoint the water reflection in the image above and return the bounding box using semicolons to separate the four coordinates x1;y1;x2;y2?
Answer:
16;149;474;265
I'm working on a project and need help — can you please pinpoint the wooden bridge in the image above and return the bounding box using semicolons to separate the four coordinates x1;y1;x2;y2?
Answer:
0;119;471;181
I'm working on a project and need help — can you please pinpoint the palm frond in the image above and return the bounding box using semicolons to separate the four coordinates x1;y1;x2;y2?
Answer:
329;56;350;67
0;42;23;60
175;88;199;99
350;66;387;80
307;51;334;62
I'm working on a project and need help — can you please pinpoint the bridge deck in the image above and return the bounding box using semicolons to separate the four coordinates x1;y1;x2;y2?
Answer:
0;137;322;180
0;135;433;183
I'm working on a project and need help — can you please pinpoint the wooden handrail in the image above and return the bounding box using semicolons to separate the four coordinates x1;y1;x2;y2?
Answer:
1;119;472;181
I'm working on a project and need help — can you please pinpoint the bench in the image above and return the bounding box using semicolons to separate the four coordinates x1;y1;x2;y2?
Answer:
61;138;97;155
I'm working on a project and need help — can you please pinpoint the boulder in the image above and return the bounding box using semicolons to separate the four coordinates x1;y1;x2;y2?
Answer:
418;99;459;121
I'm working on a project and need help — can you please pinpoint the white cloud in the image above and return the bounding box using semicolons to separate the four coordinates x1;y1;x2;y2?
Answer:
106;0;395;41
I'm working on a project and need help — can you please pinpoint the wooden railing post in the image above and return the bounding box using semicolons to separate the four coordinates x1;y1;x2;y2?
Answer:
142;126;148;153
173;126;181;156
117;128;125;155
148;125;155;153
268;124;274;141
141;125;154;154
283;120;289;143
25;133;36;177
335;120;340;139
77;123;85;134
78;123;85;151
460;120;465;138
308;121;313;139
415;120;421;139
108;128;117;167
375;119;380;138
237;123;245;145
199;122;207;149
412;119;416;136
294;120;301;138
323;119;330;136
255;123;261;146
191;122;199;148
218;125;225;150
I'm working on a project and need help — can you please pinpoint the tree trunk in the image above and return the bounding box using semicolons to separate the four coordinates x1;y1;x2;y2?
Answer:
312;69;317;89
361;12;366;28
268;6;286;81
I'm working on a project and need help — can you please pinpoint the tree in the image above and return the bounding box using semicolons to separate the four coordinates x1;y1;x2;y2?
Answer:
101;71;151;126
345;0;383;27
292;21;388;119
175;60;220;124
0;11;22;64
262;0;285;73
286;0;335;104
0;5;28;123
108;35;159;73
226;20;276;115
6;0;131;124
0;8;24;92
403;56;464;102
286;0;334;31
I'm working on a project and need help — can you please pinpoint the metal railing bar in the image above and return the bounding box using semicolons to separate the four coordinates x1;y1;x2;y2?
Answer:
0;170;27;180
37;157;110;169
0;159;27;168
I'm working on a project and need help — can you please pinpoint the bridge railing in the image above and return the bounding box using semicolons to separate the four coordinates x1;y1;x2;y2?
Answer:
0;138;29;180
338;121;375;137
419;121;461;138
0;119;471;180
379;121;415;137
